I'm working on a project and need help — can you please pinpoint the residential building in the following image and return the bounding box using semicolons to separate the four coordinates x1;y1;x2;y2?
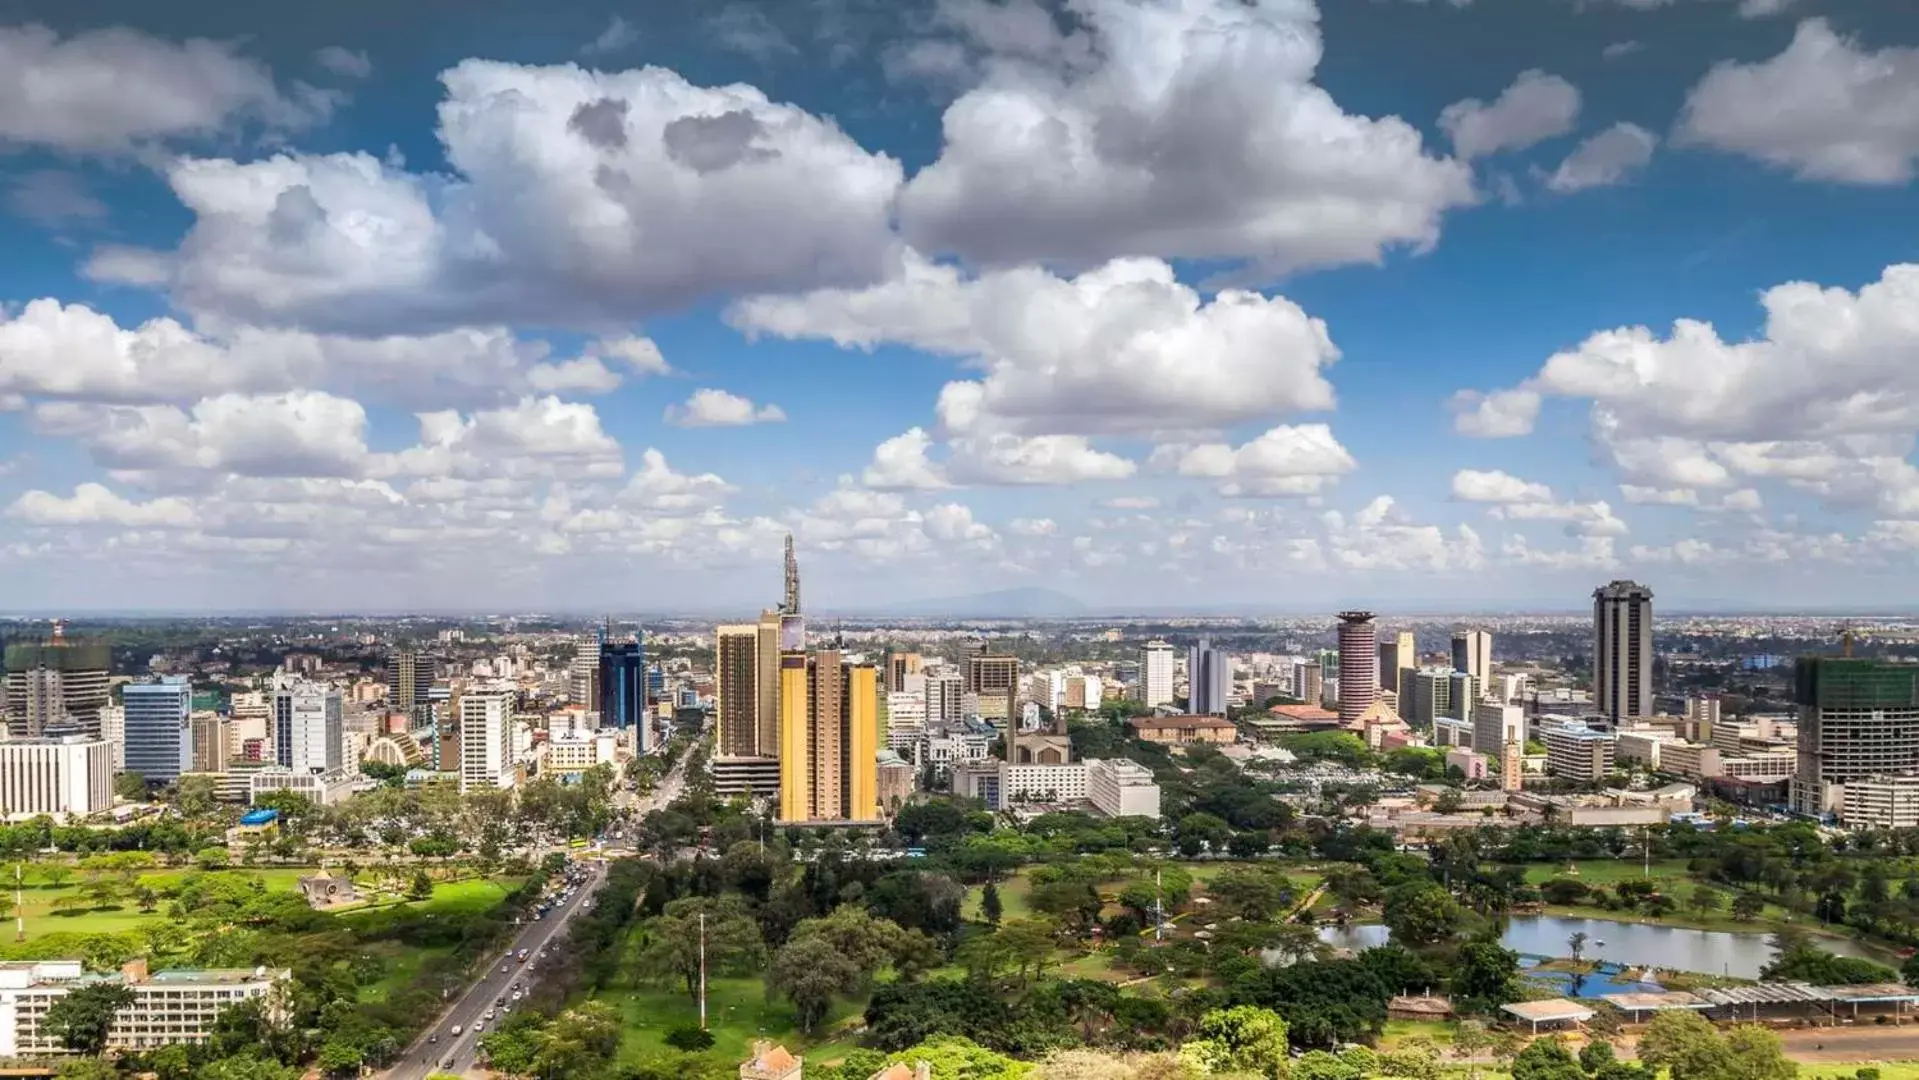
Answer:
97;704;124;771
0;960;288;1056
1187;638;1231;716
384;649;434;726
123;678;192;784
271;675;342;775
1336;612;1378;725
1452;629;1492;688
0;735;113;820
1593;580;1655;723
1127;715;1236;746
1138;641;1176;709
4;631;111;739
963;646;1019;722
1379;631;1417;695
1086;758;1161;819
715;623;766;757
1792;657;1919;817
1544;724;1617;783
190;712;230;774
458;690;515;792
777;651;880;823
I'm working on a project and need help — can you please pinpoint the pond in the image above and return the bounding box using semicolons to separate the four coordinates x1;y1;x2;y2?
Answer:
1316;915;1891;980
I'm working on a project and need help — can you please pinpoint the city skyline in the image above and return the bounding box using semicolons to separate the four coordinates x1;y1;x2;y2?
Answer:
3;2;1919;611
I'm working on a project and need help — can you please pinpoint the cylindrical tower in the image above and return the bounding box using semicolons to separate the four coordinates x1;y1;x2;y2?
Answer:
1336;611;1378;726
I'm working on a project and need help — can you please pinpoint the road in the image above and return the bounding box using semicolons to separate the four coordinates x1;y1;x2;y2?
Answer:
385;861;607;1079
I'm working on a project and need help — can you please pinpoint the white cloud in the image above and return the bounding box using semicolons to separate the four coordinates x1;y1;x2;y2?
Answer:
946;433;1136;486
391;396;623;482
733;254;1337;437
1323;496;1486;573
1449;388;1541;437
894;0;1475;278
1501;534;1620;571
1620;484;1699;506
1099;496;1159;511
1546;123;1657;192
35;391;375;482
1451;468;1554;503
6;171;108;226
1168;424;1357;498
1439;70;1581;160
1603;42;1644;61
1491;498;1629;537
581;16;639;57
861;428;951;491
313;46;372;78
1677;19;1919;185
1008;517;1058;536
665;388;787;427
0;23;328;154
619;449;734;513
96;60;904;332
8;484;194;528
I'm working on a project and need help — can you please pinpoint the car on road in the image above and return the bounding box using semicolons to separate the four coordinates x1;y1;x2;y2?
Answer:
451;1025;463;1036
442;1055;456;1069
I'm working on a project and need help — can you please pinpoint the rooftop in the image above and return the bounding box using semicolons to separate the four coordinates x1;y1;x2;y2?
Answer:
1600;991;1712;1012
1501;999;1596;1022
1129;715;1237;730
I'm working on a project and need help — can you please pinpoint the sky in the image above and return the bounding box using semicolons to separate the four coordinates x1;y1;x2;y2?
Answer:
1;0;1918;615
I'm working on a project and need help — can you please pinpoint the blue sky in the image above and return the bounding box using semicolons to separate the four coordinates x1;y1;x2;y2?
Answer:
2;0;1918;614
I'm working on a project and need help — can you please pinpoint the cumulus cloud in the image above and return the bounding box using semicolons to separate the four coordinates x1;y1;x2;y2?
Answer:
894;0;1475;279
1439;70;1581;160
1451;468;1554;503
313;46;372;78
665;388;787;427
861;428;951;491
8;484;194;528
1546;123;1657;192
0;23;329;153
619;449;735;513
92;60;904;332
1165;424;1357;498
1677;19;1919;185
34;391;376;483
390;397;624;482
946;433;1136;486
1450;388;1542;437
733;254;1338;437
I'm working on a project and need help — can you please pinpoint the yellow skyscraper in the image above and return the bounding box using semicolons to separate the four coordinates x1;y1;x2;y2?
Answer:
776;650;880;824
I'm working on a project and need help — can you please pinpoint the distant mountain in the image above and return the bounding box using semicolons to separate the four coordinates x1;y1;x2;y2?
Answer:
856;587;1090;619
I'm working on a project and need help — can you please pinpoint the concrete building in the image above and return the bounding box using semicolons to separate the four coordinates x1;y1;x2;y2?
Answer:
1473;702;1525;759
1127;715;1236;746
1452;630;1492;689
949;759;1002;807
711;756;782;800
1792;657;1919;817
1446;672;1477;721
1687;694;1722;743
1293;661;1324;708
123;678;192;784
887;652;923;693
190;712;230;774
1002;761;1087;804
876;750;916;815
543;730;617;774
385;649;434;726
1836;775;1919;828
1593;580;1655;723
1138;641;1176;709
1086;758;1160;819
0;959;288;1056
458;690;515;792
1336;612;1378;726
97;704;124;771
4;633;111;740
1379;630;1417;696
1544;724;1617;783
1446;748;1489;780
778;651;880;824
1187;639;1231;716
926;672;965;722
247;768;359;806
0;735;113;820
963;646;1019;723
1063;674;1103;710
271;675;342;775
1408;666;1453;727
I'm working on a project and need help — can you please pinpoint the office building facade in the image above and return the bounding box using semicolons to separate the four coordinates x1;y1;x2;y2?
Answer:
1792;657;1919;817
384;649;434;726
0;960;288;1056
1593;580;1655;722
1187;638;1230;716
1138;641;1176;709
0;735;113;820
271;675;342;775
777;651;879;823
1452;630;1492;689
1378;631;1417;695
599;634;647;744
191;713;230;774
1336;612;1378;725
1544;724;1617;783
964;647;1019;722
4;634;111;739
122;678;192;784
458;690;515;792
715;624;767;757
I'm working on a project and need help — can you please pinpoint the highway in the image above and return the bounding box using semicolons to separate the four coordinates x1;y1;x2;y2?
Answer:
385;860;607;1079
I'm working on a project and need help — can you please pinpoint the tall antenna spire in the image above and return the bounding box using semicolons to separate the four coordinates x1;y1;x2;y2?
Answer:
782;534;800;614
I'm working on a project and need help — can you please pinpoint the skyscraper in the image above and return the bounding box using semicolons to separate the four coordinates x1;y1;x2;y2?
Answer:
191;712;230;774
4;626;111;739
777;650;878;823
1791;657;1919;818
123;678;192;784
1593;580;1654;722
599;625;646;744
1336;612;1378;725
569;638;602;710
964;645;1019;722
1187;638;1230;716
887;652;924;692
1378;631;1416;695
385;648;434;727
1138;641;1176;709
272;674;342;775
1408;666;1452;727
715;624;765;758
459;690;515;792
1452;629;1492;690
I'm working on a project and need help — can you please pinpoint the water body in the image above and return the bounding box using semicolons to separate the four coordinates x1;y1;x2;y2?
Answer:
1317;915;1890;980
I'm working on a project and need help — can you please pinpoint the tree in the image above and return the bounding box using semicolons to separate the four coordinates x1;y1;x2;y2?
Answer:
1567;931;1588;962
133;884;159;913
1638;1011;1728;1080
771;933;862;1032
177;775;219;817
1382;883;1460;946
1451;940;1521;1012
980;881;1003;926
1510;1037;1584;1080
663;1025;715;1052
114;772;148;802
408;871;434;900
44;983;136;1056
1731;892;1765;922
1179;1006;1289;1079
634;896;765;997
1688;885;1723;919
1205;866;1292;923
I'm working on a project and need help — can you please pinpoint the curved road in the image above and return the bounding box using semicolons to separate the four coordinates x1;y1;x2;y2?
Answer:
386;861;607;1079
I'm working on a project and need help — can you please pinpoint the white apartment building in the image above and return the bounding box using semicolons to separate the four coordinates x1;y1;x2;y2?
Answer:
459;691;515;792
886;691;927;752
0;735;113;821
1001;762;1088;804
1138;641;1176;709
1086;758;1160;820
0;960;287;1056
543;730;616;773
925;673;965;723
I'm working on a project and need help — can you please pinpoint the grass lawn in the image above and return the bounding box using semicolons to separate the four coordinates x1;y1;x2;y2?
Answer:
1802;1064;1919;1080
16;867;317;937
963;862;1326;924
599;977;865;1067
1378;1019;1457;1049
358;942;456;1002
1519;859;1695;886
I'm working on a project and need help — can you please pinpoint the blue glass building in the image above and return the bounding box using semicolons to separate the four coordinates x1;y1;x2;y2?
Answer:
600;633;647;748
123;676;192;783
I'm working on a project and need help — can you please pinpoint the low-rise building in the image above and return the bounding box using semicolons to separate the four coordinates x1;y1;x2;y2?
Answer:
1544;724;1616;783
1128;715;1237;746
247;767;361;806
1002;762;1087;804
876;750;916;815
1839;775;1919;829
0;735;113;821
1086;758;1161;819
0;959;288;1056
1445;748;1489;780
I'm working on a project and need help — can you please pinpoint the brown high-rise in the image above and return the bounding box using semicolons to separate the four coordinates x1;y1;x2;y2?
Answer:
777;650;878;823
1336;612;1378;725
716;625;762;757
964;645;1019;722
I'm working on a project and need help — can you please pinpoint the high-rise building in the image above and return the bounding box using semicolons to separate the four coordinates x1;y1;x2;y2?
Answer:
4;628;111;739
715;624;766;757
599;628;647;743
122;678;191;784
1187;638;1230;716
1544;723;1617;783
97;705;125;771
1446;672;1477;721
1378;631;1416;695
1472;702;1525;760
384;649;434;726
1408;666;1452;727
1792;657;1919;818
191;713;230;774
964;645;1019;722
1452;629;1492;689
1063;674;1103;710
1335;612;1378;726
776;650;879;823
271;675;342;775
459;690;515;792
1685;694;1722;743
1593;580;1654;722
1293;661;1323;706
1138;641;1176;709
888;652;923;693
926;672;965;722
568;639;602;710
